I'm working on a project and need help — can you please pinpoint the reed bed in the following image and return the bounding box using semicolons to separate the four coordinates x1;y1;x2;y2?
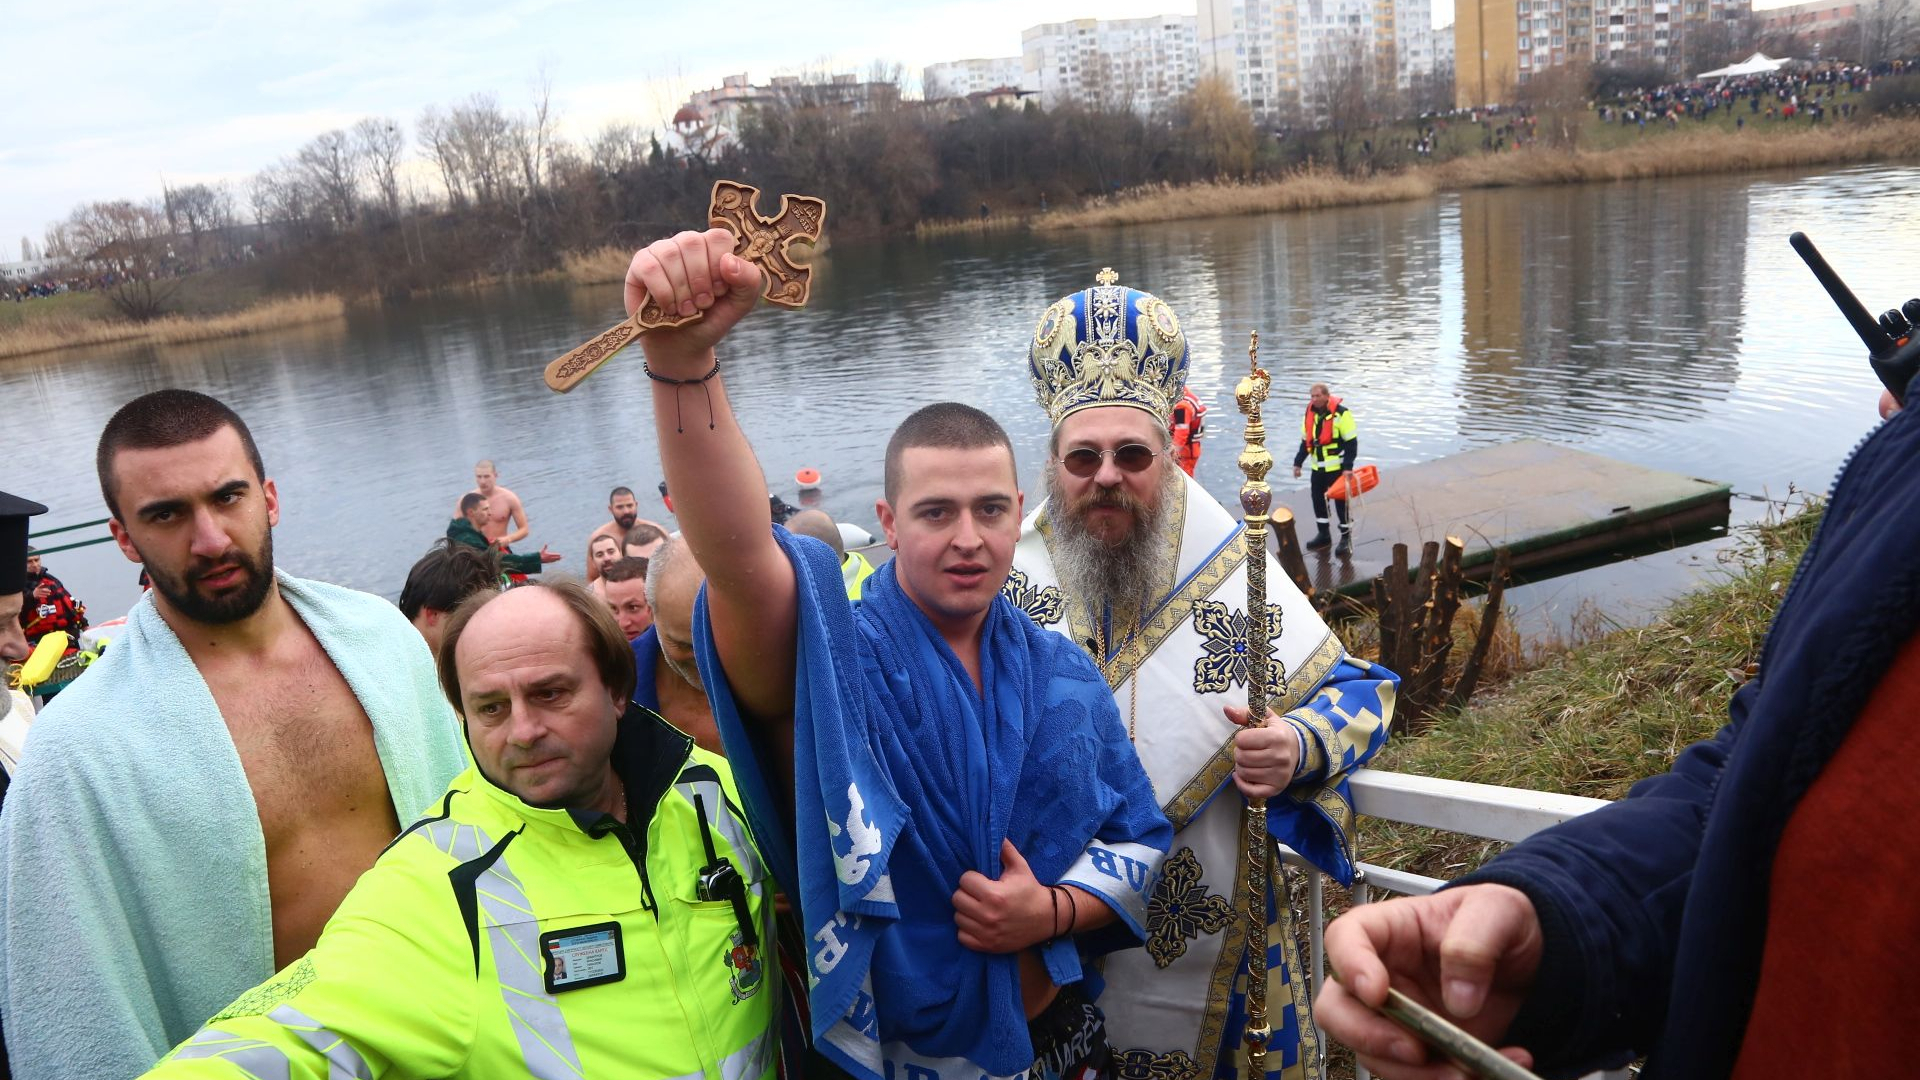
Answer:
1357;500;1823;882
0;294;347;361
1035;167;1438;231
1036;118;1920;232
561;246;634;286
914;213;1032;239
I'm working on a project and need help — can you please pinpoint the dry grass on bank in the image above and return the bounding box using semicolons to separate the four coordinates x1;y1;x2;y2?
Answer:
1033;119;1920;232
0;293;348;361
1036;167;1438;231
914;212;1032;239
1355;500;1823;883
561;246;634;286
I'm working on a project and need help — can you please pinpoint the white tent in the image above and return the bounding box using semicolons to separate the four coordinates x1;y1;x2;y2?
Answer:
1698;52;1792;79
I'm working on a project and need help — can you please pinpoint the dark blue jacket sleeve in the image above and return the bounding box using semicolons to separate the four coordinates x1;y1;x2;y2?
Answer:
1449;684;1747;1079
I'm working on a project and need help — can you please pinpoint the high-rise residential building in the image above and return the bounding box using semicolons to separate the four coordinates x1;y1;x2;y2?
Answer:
923;57;1028;100
1020;14;1200;114
1457;0;1750;105
1197;0;1302;117
1200;0;1439;120
674;72;902;151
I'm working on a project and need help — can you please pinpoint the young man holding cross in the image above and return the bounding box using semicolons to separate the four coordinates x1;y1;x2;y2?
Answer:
628;228;1171;1080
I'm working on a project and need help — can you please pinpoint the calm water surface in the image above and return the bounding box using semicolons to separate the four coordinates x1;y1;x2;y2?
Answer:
6;163;1911;632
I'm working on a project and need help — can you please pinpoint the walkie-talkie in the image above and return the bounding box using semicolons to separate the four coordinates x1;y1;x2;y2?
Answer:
1790;232;1920;406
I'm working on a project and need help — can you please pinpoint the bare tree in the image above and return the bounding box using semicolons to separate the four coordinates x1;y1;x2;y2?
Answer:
355;117;405;219
164;183;236;265
295;130;363;228
1860;0;1919;65
590;122;648;174
417;107;468;207
63;200;180;320
1516;58;1590;147
449;93;516;205
1308;35;1380;173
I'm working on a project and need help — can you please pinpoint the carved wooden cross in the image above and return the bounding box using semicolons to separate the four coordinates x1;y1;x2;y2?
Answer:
543;180;827;393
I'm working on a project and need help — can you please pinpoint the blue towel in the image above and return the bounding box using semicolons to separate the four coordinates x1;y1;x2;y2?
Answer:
696;528;1170;1079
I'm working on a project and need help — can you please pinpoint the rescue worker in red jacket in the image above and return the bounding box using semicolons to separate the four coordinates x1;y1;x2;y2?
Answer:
19;548;85;648
1292;383;1358;555
1169;387;1207;476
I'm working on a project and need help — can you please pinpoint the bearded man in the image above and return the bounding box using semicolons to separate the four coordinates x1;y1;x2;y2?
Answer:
0;389;466;1079
1007;271;1397;1080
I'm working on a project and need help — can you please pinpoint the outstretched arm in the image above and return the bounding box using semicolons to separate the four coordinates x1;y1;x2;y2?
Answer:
631;230;798;766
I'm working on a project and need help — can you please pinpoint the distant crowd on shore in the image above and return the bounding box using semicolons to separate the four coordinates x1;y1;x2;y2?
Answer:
4;271;122;303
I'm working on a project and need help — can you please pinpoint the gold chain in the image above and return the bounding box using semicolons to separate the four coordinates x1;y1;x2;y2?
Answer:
1097;610;1142;742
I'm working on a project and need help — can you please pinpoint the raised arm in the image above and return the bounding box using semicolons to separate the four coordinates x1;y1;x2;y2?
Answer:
630;229;799;741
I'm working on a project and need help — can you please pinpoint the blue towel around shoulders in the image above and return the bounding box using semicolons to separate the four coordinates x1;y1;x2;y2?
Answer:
695;527;1170;1080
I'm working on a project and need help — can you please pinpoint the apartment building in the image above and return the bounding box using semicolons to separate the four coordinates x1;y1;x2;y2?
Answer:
923;57;1029;100
1020;14;1200;114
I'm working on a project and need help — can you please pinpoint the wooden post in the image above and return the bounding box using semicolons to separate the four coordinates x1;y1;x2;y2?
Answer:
1409;537;1467;733
1383;543;1412;679
1448;547;1512;712
1271;508;1314;600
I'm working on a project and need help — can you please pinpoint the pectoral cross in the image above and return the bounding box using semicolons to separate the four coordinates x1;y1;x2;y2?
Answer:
543;180;827;393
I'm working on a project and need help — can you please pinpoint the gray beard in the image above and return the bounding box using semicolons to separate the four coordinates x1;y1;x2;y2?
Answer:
1046;465;1183;618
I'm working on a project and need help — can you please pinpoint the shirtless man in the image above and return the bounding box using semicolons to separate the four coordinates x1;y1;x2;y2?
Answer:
456;460;528;547
586;486;666;581
587;533;622;597
0;390;465;1079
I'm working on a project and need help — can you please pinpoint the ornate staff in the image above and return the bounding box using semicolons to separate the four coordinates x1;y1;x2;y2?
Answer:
1235;330;1276;1079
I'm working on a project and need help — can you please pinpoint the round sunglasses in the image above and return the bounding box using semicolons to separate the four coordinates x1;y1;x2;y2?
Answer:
1057;443;1159;477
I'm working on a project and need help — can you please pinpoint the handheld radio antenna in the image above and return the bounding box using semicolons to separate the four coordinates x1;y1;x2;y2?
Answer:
1790;231;1896;359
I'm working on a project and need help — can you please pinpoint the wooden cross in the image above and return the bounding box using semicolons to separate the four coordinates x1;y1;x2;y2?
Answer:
543;180;827;393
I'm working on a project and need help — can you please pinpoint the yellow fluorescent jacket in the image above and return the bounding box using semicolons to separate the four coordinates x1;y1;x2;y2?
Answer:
144;707;777;1080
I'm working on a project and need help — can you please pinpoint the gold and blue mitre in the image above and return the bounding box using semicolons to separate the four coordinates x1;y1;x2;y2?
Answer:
1029;267;1190;427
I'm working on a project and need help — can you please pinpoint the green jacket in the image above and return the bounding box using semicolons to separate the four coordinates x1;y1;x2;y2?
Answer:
445;517;543;575
145;706;778;1080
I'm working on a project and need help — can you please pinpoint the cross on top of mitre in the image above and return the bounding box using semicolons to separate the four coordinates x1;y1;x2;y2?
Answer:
1095;267;1120;286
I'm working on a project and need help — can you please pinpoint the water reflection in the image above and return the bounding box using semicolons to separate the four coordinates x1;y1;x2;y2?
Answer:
5;164;1912;626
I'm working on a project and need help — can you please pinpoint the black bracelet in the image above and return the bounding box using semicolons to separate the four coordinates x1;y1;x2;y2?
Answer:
643;360;720;433
1064;886;1078;937
1049;885;1063;940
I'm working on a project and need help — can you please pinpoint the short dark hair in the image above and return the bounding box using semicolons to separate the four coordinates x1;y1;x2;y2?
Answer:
609;486;635;502
96;389;266;519
623;522;666;547
883;402;1016;503
602;556;649;584
460;492;486;515
437;579;636;713
399;543;499;620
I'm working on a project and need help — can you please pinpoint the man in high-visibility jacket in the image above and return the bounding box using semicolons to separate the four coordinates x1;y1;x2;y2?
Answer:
142;580;777;1080
1291;382;1359;555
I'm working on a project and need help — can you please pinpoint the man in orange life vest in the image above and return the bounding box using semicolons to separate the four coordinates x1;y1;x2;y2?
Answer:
1291;382;1359;555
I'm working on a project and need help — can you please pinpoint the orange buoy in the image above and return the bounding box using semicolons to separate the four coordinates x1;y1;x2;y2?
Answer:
1327;464;1379;501
795;467;822;490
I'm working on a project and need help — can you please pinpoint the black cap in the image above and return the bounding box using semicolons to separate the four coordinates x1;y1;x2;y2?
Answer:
0;492;49;597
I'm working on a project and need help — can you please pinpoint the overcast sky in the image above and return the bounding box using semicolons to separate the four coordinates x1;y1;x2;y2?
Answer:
1;0;1799;250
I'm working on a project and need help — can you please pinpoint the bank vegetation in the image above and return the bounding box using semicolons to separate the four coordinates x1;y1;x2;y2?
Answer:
21;60;1920;332
0;294;346;361
1352;499;1822;882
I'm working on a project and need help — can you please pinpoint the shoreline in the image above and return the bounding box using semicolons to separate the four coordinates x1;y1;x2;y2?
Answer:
915;119;1920;236
1355;501;1820;881
0;293;348;362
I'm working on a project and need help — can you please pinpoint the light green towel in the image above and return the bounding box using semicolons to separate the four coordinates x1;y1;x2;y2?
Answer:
0;571;466;1079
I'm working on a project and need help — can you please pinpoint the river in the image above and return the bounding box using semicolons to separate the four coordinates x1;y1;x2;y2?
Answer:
6;163;1912;636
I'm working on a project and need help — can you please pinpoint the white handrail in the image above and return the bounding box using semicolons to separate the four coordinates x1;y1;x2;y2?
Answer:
1300;768;1626;1080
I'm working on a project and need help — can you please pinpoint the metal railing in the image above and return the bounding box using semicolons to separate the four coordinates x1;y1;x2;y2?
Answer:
1288;768;1630;1080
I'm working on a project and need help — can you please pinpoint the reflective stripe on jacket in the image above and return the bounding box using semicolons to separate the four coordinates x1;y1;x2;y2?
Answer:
145;707;776;1080
1298;400;1358;472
